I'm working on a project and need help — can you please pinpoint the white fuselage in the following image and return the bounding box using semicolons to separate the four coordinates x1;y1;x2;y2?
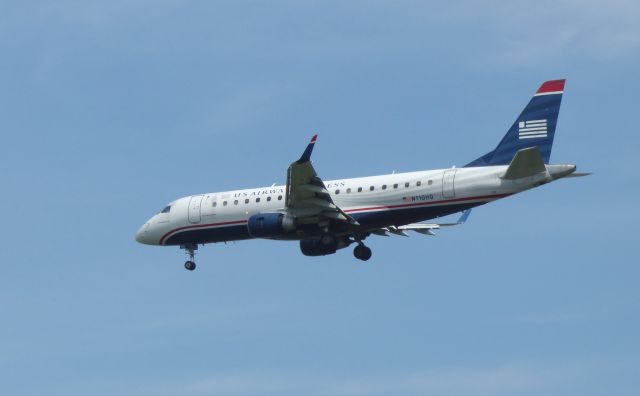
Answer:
135;164;574;246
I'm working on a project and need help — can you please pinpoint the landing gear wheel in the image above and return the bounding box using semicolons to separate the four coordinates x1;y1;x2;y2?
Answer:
353;244;372;261
181;243;198;271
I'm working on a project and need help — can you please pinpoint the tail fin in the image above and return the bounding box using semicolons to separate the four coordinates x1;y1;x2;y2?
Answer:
465;79;565;167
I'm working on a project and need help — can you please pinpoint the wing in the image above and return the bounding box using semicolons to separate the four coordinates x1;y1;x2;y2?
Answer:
371;209;472;237
285;135;359;225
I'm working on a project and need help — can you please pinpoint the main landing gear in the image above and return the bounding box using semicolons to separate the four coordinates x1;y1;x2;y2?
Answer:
353;243;372;261
181;243;197;271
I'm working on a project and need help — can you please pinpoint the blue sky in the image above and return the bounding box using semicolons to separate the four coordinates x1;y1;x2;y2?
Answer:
1;1;639;395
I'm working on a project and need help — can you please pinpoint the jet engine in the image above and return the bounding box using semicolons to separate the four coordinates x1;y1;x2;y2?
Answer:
247;213;296;238
299;237;352;256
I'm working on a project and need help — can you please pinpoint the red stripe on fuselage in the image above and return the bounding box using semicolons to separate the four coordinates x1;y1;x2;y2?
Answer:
159;193;511;245
343;193;510;213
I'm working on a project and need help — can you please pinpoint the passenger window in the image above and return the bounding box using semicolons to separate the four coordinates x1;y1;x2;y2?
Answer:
278;195;283;200
256;197;260;203
416;181;422;186
405;182;410;188
267;196;272;202
335;189;340;194
428;180;433;185
223;201;228;206
358;187;363;192
347;188;351;193
245;199;249;204
393;183;398;189
382;185;387;190
369;186;374;191
213;202;217;208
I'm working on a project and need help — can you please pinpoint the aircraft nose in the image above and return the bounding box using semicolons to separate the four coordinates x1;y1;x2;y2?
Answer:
135;222;153;244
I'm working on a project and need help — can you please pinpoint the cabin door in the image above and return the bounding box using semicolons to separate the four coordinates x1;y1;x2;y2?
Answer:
442;169;457;199
188;195;204;223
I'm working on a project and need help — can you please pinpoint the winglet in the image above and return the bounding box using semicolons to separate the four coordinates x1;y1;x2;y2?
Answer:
297;134;318;163
457;209;471;224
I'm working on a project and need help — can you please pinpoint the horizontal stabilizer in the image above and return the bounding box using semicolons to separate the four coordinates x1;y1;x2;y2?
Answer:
501;147;546;180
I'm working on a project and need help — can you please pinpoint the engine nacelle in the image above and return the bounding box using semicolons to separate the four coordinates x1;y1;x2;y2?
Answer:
299;237;351;256
299;239;337;256
247;213;296;239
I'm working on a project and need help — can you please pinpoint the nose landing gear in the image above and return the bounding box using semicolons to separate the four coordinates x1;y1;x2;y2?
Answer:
181;243;197;271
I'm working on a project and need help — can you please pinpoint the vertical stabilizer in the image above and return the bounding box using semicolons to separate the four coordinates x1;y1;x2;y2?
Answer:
465;79;565;167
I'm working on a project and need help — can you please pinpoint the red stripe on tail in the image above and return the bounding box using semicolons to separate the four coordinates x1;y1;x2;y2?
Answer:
536;79;565;94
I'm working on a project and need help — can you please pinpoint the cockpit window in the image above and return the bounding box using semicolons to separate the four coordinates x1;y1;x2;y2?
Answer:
160;205;171;213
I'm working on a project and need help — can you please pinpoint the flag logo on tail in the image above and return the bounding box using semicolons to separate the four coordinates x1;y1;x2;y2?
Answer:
518;119;547;139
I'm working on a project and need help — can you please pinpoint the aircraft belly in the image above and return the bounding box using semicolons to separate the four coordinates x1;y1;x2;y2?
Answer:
163;224;251;245
350;201;485;229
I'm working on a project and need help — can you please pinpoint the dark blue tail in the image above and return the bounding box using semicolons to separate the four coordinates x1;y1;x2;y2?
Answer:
465;79;565;167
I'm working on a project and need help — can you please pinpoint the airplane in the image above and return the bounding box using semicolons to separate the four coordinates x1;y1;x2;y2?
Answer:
135;79;587;271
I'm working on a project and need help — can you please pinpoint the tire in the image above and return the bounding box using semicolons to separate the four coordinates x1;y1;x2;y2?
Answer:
361;246;372;261
353;245;372;261
184;261;196;271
